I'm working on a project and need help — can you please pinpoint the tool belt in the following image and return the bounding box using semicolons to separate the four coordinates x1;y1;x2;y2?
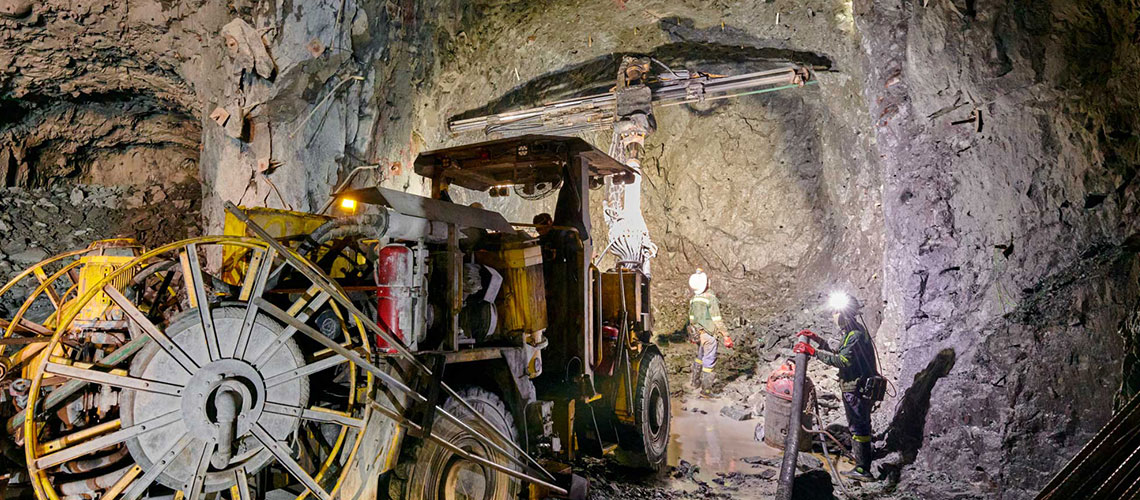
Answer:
858;375;887;402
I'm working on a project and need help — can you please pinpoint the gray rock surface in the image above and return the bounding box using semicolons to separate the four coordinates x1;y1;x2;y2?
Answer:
720;404;753;421
856;0;1140;497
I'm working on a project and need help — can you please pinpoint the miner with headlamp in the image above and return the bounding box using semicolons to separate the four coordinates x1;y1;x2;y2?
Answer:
794;291;882;481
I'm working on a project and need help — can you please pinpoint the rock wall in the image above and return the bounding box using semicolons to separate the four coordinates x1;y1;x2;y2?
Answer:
856;0;1140;496
196;0;465;231
0;0;203;189
0;0;207;269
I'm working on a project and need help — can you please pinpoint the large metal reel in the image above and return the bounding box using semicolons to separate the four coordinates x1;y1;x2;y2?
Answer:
22;236;374;500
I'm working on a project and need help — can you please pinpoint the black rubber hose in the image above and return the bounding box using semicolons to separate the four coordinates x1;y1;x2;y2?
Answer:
276;213;390;289
300;213;390;254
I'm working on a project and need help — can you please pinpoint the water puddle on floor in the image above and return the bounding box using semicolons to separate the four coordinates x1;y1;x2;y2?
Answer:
667;395;783;473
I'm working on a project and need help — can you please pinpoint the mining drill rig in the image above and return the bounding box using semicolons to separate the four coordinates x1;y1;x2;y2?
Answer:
0;56;817;500
0;135;666;500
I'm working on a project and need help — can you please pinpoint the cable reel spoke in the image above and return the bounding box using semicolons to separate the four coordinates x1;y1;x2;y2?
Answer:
251;424;331;500
235;248;276;359
43;361;184;396
185;439;214;500
34;411;181;470
264;402;365;429
22;237;372;500
32;267;63;310
121;434;193;500
181;245;222;362
264;355;348;389
105;285;199;374
231;467;251;500
252;288;330;367
102;464;142;500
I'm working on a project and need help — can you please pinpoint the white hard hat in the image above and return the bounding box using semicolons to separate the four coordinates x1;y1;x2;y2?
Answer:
688;269;708;293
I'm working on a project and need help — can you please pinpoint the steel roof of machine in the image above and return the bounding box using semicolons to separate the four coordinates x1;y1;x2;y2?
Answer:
413;134;632;191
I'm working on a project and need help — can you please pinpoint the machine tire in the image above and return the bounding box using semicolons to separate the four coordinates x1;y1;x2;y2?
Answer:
387;387;521;500
619;349;670;470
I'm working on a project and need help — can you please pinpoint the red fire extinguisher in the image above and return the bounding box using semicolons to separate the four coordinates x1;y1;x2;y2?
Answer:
375;244;410;352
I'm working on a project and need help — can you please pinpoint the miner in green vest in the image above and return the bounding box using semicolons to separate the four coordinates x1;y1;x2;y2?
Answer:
687;268;734;397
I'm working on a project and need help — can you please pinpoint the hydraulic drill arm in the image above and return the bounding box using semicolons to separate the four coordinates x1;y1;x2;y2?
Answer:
447;65;814;137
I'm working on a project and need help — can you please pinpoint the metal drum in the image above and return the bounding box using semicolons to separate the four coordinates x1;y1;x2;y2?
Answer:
762;360;814;451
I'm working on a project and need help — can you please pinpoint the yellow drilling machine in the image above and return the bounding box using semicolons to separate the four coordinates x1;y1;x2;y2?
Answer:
0;135;669;500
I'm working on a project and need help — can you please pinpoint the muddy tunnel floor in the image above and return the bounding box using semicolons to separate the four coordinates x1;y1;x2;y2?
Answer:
577;304;890;500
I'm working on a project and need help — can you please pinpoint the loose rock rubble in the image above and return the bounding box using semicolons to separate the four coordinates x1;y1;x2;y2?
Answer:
0;184;200;315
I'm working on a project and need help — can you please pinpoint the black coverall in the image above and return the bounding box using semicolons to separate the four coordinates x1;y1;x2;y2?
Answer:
815;326;877;464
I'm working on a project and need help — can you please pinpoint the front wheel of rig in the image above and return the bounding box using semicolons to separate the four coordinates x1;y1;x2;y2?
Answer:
617;349;669;471
387;387;520;500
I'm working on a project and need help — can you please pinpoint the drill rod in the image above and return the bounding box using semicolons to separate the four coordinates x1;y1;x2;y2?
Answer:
775;333;810;500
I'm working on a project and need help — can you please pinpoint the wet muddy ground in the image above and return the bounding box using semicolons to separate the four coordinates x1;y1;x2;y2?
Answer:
583;388;863;500
669;395;775;474
583;330;867;500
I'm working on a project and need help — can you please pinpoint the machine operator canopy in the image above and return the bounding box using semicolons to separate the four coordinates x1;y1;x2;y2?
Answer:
413;134;635;192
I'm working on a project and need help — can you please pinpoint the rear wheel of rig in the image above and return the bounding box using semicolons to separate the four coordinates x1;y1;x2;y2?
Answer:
618;349;670;470
387;387;520;500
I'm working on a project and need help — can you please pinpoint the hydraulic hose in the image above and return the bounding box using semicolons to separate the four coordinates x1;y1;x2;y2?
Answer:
59;447;128;474
303;212;387;250
282;213;391;290
299;213;390;256
298;210;449;258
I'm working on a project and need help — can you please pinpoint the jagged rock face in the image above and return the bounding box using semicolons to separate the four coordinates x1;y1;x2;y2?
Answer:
196;0;464;231
0;99;199;188
0;0;213;189
857;0;1140;496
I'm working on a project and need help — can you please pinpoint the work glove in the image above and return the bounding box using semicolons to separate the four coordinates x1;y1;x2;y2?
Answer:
798;329;820;342
793;341;816;357
724;335;734;349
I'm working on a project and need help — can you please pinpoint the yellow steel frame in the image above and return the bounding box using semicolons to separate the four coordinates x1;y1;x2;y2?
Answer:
0;240;146;384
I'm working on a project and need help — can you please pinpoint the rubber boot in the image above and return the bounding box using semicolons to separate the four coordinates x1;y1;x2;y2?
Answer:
842;439;875;482
699;370;716;398
690;362;701;389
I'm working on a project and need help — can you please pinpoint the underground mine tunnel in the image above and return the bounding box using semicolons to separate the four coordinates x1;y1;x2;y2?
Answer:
1;1;1139;499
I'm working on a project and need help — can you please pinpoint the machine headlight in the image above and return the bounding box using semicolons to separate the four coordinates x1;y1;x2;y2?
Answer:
340;197;357;212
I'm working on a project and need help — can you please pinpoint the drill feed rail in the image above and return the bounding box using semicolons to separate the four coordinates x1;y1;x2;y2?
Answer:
448;66;813;137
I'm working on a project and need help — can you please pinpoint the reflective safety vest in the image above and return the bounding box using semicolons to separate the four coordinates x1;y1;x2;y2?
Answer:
688;290;722;333
817;328;876;391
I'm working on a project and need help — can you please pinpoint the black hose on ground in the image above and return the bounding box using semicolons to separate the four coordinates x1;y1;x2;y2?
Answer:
807;399;850;496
